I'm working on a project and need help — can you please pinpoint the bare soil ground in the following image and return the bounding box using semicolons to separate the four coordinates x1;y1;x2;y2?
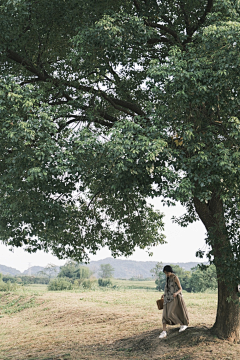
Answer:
0;288;239;360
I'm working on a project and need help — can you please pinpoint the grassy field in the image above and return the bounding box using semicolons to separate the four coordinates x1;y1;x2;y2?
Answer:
112;279;156;290
0;282;239;360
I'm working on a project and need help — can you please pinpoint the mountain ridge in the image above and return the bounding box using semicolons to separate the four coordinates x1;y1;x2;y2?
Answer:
1;258;206;278
0;264;22;276
87;257;207;278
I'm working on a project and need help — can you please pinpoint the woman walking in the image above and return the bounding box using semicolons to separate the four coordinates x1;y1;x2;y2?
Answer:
159;265;189;339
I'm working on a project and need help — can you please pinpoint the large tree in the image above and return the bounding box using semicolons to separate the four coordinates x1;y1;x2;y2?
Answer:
0;0;240;340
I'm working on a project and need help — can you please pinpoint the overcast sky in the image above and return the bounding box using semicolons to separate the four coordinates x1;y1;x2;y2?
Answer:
0;198;208;272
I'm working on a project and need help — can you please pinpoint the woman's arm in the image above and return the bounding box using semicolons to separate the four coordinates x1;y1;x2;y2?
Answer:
173;276;182;297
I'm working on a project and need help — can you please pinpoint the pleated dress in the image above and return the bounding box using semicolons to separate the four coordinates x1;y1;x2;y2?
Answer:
162;274;189;326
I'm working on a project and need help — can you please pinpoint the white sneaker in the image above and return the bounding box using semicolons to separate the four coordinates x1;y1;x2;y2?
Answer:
159;331;167;339
179;325;188;332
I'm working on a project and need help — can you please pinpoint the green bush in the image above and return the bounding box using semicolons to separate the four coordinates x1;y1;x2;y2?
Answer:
48;278;73;291
98;278;112;287
2;275;49;285
2;275;17;283
58;261;91;280
0;279;17;291
189;265;217;293
81;279;93;289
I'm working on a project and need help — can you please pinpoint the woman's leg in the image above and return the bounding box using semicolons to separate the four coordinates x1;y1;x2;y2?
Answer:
159;321;167;338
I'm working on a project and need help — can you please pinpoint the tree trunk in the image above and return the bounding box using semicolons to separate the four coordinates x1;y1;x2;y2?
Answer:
194;195;240;342
212;280;240;341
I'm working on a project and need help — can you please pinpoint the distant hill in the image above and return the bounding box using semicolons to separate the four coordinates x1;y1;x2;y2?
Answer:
22;266;45;276
0;264;21;276
0;259;206;279
0;265;60;276
87;257;207;279
22;265;61;276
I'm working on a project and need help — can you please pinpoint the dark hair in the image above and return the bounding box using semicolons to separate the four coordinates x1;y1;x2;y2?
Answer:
163;265;174;273
163;265;174;289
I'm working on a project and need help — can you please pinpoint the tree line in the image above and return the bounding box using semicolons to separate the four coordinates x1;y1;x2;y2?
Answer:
151;263;217;293
1;261;217;293
48;261;115;290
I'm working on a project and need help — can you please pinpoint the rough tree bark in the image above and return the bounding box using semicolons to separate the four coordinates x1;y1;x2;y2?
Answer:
194;195;240;342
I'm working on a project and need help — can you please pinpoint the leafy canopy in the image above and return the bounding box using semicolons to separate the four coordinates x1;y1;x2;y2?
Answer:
0;0;240;283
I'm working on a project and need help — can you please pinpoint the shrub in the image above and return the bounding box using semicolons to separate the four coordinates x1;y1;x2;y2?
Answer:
0;279;17;291
81;279;93;289
2;275;49;285
58;261;91;280
98;278;112;287
189;265;217;293
48;278;73;291
2;275;17;283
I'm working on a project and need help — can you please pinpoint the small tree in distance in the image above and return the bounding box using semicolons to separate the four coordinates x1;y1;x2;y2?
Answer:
58;260;91;280
38;264;58;281
98;264;114;279
150;262;165;291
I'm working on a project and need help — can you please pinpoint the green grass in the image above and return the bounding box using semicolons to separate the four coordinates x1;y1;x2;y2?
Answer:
43;278;157;293
112;279;157;290
0;293;40;314
0;284;48;316
21;284;48;293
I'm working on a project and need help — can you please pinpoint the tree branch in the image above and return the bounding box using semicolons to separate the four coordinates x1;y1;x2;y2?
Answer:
100;93;136;116
145;21;182;45
87;191;101;209
58;113;115;132
183;0;214;45
129;196;143;229
147;37;173;45
196;0;214;28
179;1;191;35
6;49;145;119
19;78;43;85
107;64;121;83
98;110;118;123
6;49;49;81
133;0;141;12
111;98;145;116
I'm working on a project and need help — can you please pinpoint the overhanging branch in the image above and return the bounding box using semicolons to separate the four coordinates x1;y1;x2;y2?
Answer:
6;49;146;121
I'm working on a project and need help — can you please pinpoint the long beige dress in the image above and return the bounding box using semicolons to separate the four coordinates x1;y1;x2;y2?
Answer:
162;275;189;326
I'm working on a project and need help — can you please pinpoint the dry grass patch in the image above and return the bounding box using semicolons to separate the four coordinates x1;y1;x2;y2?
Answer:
0;292;44;315
0;288;239;360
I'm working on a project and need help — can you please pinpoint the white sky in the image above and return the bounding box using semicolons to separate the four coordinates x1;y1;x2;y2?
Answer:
0;197;208;272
